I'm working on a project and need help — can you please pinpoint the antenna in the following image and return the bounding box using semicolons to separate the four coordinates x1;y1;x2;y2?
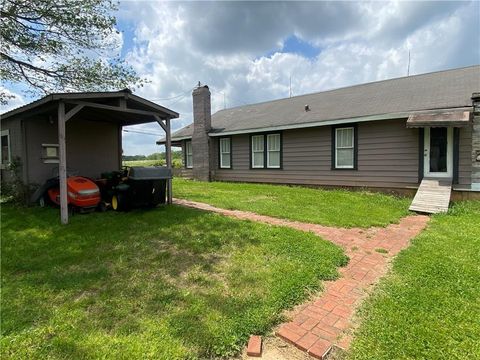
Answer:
289;74;292;98
407;50;411;76
223;92;226;109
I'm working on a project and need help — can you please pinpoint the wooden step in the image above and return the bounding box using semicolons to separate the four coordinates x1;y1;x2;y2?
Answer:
409;178;452;214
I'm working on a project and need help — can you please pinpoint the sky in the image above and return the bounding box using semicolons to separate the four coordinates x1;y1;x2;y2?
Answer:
2;0;479;155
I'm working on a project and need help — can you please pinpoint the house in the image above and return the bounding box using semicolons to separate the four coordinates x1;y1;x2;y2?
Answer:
1;89;178;223
159;66;480;211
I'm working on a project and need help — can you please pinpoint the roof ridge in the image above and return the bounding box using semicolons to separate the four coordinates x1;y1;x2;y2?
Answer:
214;64;480;114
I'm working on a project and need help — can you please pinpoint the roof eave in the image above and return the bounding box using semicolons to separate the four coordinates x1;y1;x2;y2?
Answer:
208;106;473;137
157;135;192;144
1;90;179;120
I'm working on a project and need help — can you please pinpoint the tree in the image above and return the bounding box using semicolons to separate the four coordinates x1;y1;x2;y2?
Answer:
0;0;145;105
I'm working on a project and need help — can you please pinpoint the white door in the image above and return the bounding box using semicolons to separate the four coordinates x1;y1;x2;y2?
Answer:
424;127;453;178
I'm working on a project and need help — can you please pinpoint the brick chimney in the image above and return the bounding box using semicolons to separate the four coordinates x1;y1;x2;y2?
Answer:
472;93;480;190
192;84;213;181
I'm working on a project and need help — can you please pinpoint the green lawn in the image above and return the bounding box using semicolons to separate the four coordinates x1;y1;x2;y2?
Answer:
1;205;347;360
173;179;411;228
348;201;480;360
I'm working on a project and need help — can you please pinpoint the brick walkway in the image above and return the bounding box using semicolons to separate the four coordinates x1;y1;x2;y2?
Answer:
173;198;430;359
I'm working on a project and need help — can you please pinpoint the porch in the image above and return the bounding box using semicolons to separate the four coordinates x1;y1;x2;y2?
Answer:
407;110;473;213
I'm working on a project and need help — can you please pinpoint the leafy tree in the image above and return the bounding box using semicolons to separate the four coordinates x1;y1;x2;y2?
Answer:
0;0;145;105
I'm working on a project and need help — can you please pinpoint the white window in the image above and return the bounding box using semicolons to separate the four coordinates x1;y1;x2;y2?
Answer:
219;137;231;168
251;135;264;168
1;129;11;169
335;127;355;169
267;134;281;168
42;144;59;164
185;140;193;168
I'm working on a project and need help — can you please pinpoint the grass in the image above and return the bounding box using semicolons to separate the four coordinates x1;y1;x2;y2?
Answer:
1;204;347;359
348;201;480;360
173;179;411;228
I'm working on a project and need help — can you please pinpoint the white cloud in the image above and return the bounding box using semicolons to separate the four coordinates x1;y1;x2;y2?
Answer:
0;87;26;113
114;1;479;154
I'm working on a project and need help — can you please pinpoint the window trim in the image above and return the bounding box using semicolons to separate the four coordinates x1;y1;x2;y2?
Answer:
184;140;193;169
331;124;358;170
249;132;283;170
251;134;265;169
1;129;11;169
41;143;60;164
218;136;232;169
266;133;281;169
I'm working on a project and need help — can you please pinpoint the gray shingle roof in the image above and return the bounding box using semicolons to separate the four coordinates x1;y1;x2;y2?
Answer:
171;65;480;140
2;89;179;120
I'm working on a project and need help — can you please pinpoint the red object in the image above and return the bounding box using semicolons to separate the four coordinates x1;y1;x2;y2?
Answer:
48;176;100;209
246;335;262;357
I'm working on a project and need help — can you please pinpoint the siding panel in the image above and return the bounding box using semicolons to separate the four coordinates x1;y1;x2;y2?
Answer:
0;118;25;182
458;126;472;185
215;118;422;188
24;116;120;186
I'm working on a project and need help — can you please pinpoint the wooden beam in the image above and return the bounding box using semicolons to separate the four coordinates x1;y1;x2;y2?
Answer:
118;124;123;169
64;104;84;121
58;101;68;224
165;117;173;204
154;115;167;132
65;100;162;117
119;98;127;109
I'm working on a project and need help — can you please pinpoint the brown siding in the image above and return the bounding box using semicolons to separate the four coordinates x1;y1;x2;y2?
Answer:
24;117;120;186
1;118;23;160
24;116;59;185
178;140;193;178
214;119;422;188
65;118;120;178
458;126;472;185
175;168;193;178
1;118;25;182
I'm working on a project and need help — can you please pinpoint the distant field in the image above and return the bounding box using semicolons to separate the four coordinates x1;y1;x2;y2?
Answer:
123;159;164;167
123;159;183;168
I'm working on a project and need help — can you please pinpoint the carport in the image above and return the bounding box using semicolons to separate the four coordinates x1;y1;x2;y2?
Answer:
1;89;179;224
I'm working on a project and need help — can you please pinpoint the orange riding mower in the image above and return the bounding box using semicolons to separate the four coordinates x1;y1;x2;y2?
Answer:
32;176;101;214
31;167;171;213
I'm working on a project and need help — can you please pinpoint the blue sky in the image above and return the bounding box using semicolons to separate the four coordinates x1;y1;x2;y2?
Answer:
2;1;479;155
265;35;322;59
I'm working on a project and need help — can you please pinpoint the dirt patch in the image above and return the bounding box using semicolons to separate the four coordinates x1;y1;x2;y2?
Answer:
236;335;312;360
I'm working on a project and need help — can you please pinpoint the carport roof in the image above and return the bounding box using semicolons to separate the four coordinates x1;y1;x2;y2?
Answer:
1;89;179;125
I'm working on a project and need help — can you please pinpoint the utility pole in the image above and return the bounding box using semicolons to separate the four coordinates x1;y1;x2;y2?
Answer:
289;74;292;98
407;50;411;76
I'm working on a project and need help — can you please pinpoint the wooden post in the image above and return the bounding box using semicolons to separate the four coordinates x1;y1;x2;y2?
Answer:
165;117;172;204
58;101;68;224
118;124;123;169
